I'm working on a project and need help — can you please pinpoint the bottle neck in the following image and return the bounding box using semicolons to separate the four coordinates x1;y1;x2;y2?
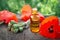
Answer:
32;12;38;15
32;11;38;15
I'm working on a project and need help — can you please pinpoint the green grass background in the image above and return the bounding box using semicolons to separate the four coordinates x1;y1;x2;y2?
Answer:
0;0;60;17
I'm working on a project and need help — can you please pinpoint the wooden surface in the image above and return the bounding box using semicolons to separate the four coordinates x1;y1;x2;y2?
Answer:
0;24;60;40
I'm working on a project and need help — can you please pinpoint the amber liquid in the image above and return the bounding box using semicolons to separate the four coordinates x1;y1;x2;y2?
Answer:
30;14;40;33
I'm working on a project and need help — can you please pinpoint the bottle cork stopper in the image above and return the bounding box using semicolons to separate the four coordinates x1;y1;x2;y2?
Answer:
32;8;37;11
32;8;38;14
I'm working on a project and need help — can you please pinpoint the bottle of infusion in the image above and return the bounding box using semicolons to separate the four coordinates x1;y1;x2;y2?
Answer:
30;8;40;33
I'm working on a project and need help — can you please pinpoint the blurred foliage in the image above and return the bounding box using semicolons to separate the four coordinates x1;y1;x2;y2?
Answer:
25;0;59;16
0;0;60;16
0;0;25;13
55;0;60;17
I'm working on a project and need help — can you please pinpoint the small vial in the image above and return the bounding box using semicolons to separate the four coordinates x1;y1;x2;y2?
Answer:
30;8;40;33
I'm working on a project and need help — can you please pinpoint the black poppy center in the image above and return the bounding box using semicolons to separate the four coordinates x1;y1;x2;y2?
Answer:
48;26;54;33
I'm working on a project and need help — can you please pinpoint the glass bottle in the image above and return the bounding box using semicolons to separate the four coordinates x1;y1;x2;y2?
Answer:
30;8;40;33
